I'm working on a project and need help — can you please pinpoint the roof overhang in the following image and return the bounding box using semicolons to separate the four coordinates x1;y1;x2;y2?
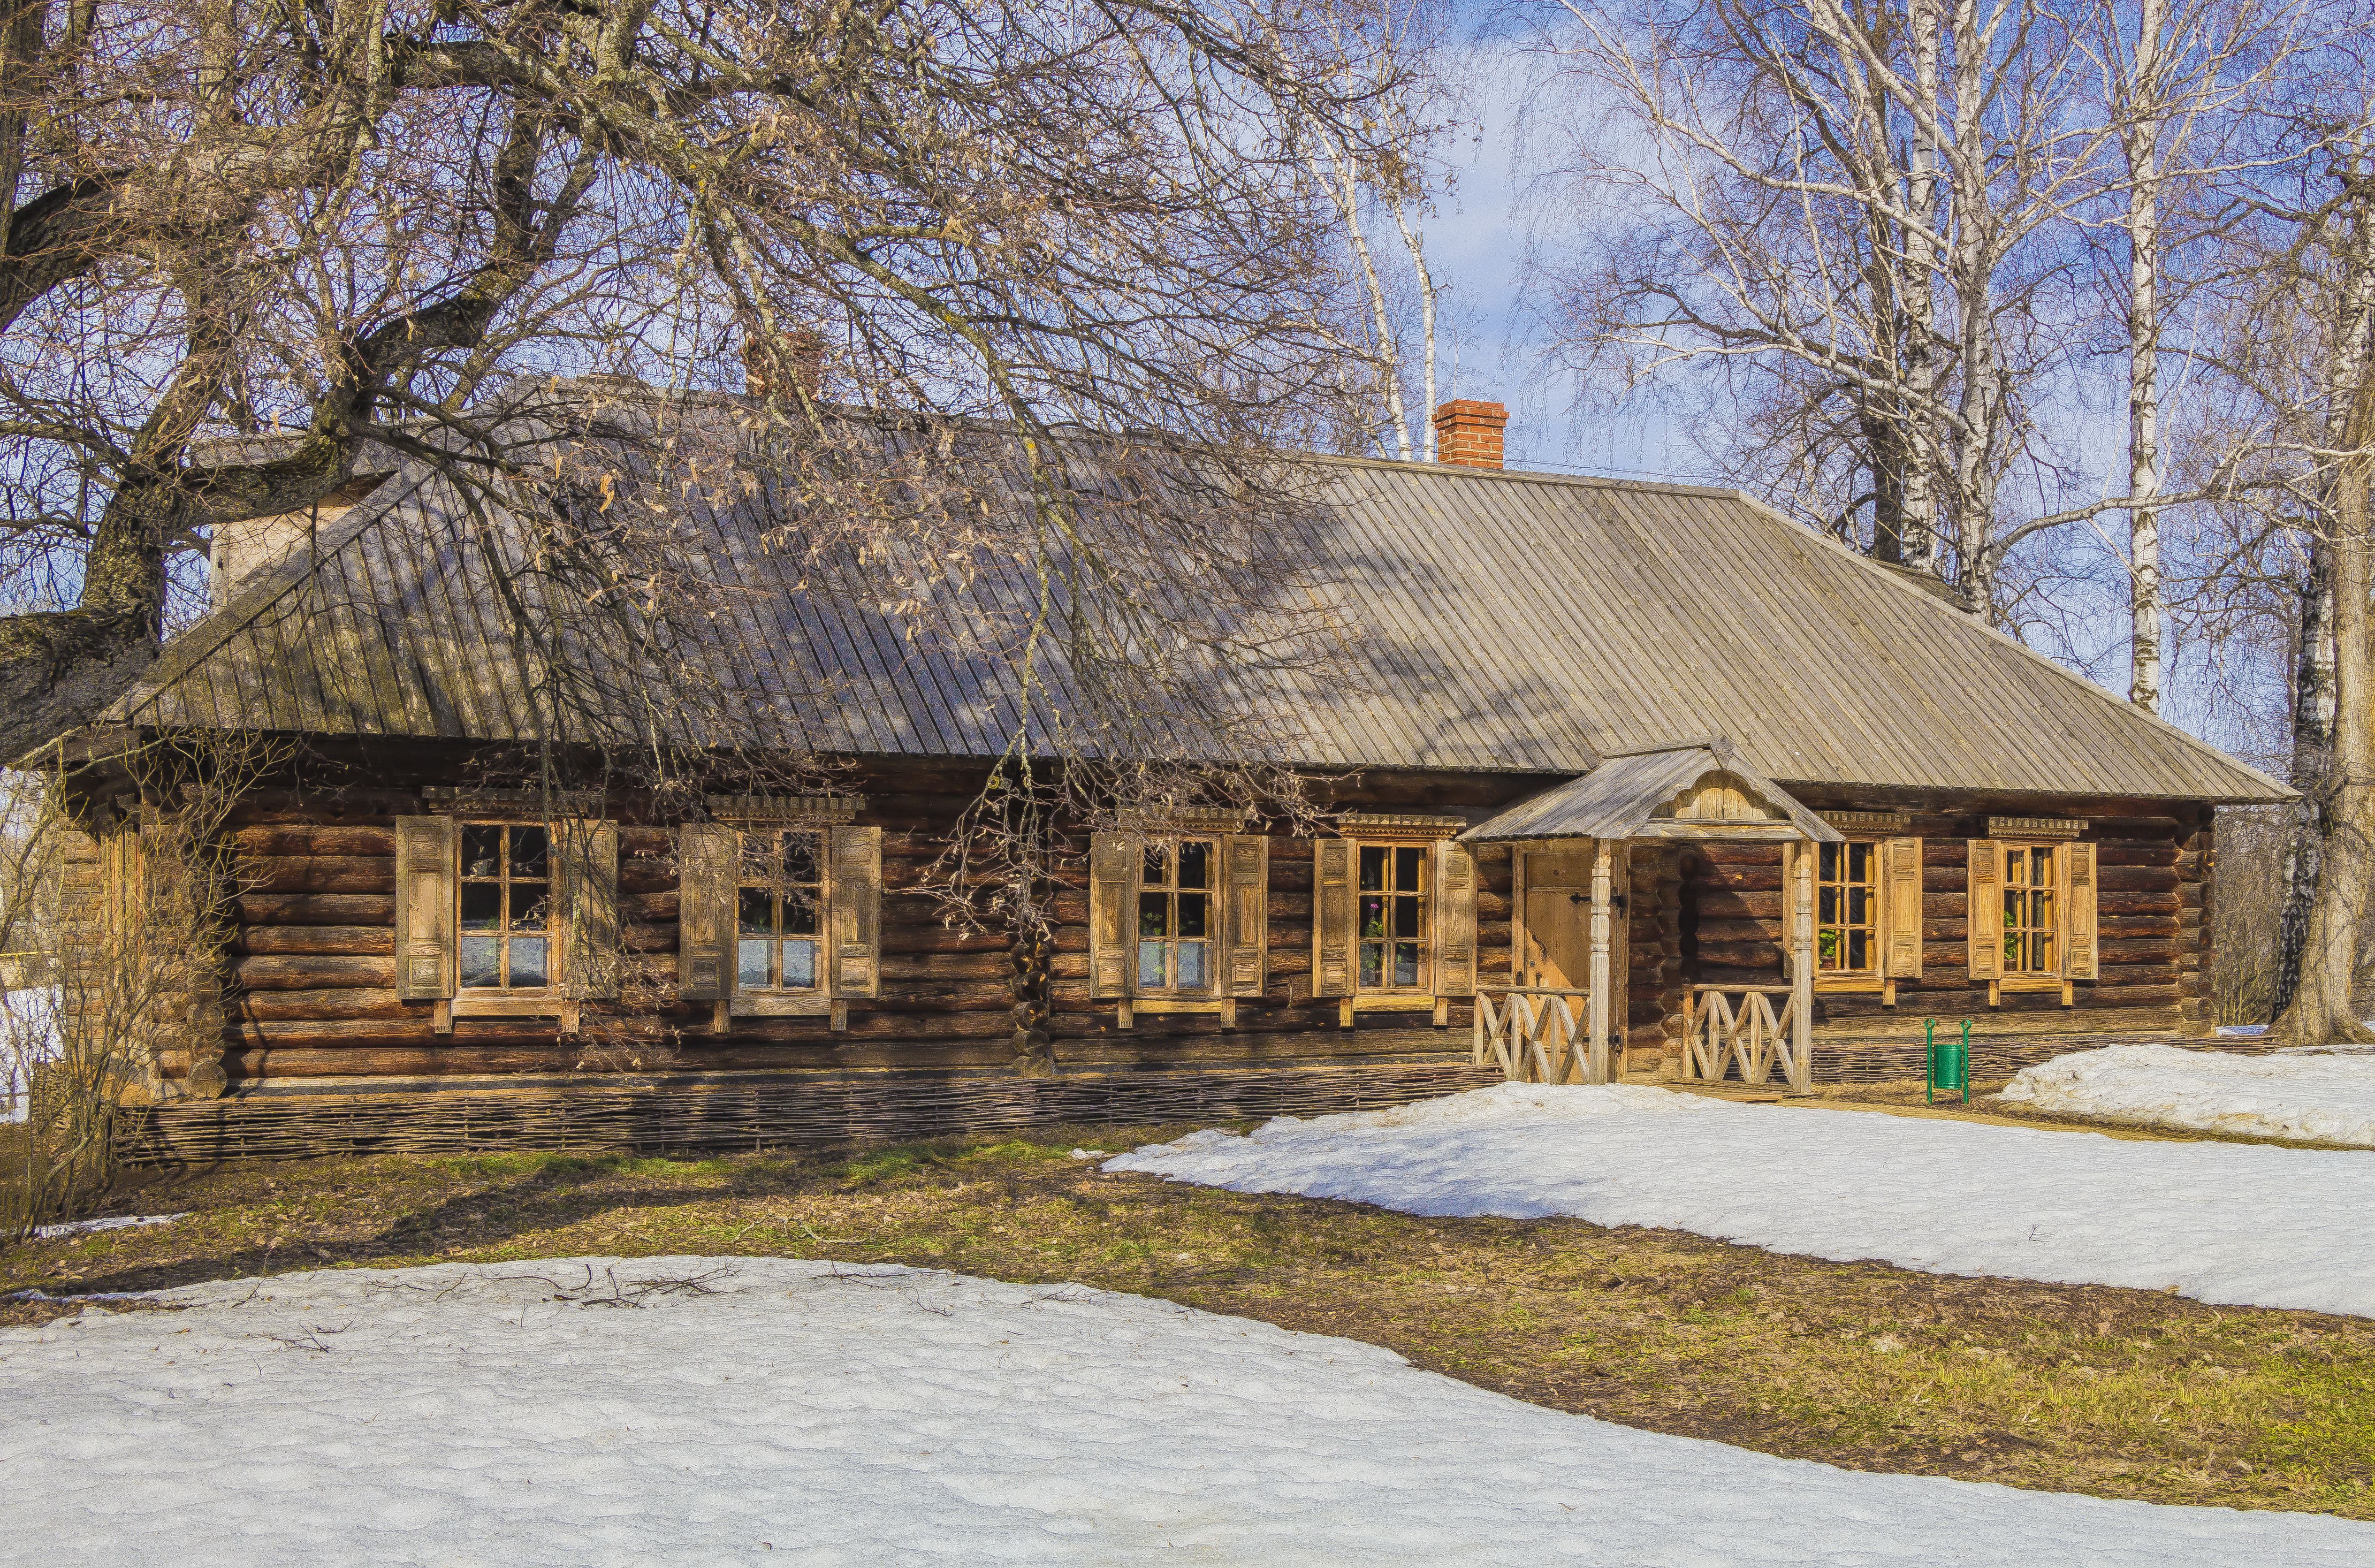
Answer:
1459;737;1844;845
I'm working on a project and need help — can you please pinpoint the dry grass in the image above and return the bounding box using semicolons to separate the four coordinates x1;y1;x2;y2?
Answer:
5;1126;2372;1521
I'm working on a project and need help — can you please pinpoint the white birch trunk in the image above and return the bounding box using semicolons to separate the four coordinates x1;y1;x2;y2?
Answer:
1312;138;1411;461
1388;199;1438;461
1899;0;1944;574
2124;0;2168;713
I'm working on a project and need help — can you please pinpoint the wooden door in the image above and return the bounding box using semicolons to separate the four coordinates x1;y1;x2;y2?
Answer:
1522;850;1595;990
1518;846;1631;1072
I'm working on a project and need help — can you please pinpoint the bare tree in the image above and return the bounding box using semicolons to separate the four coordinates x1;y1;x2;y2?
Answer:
1514;0;2285;619
0;0;1432;776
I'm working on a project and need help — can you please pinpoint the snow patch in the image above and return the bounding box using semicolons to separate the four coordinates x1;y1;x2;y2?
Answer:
1107;1085;2375;1317
4;1256;2369;1565
30;1212;188;1241
2000;1044;2375;1146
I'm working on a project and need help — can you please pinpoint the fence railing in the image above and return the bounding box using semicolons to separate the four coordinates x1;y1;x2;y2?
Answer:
1680;984;1810;1092
1473;987;1607;1085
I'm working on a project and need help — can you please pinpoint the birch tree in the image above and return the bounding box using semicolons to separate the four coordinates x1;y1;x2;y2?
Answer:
2264;125;2375;1041
1520;0;2239;618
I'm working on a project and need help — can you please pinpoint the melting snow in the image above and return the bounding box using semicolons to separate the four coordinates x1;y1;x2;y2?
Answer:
5;1257;2369;1565
30;1212;188;1240
2000;1043;2375;1147
1105;1084;2375;1317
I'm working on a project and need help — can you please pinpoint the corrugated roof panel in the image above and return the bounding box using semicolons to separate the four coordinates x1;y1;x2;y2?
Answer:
99;406;2290;802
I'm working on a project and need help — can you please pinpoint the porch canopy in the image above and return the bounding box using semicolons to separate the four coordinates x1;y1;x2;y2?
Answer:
1458;737;1842;848
1458;738;1839;1092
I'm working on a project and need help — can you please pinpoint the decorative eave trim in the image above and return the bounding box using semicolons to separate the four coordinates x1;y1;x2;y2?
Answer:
422;785;604;818
1337;810;1469;841
1819;809;1913;836
1988;815;2087;840
708;793;866;825
1117;805;1253;834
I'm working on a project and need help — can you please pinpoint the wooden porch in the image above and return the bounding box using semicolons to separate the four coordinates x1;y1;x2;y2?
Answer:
1467;738;1839;1094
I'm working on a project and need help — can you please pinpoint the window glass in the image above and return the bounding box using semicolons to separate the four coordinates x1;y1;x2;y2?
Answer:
1137;839;1217;994
1357;841;1429;992
1816;841;1878;975
736;828;826;991
2001;845;2059;976
457;822;556;990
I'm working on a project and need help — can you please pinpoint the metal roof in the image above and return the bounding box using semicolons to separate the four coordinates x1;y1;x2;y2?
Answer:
1460;739;1845;844
95;393;2293;802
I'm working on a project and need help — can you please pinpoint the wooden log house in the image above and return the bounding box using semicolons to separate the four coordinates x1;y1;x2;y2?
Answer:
33;391;2290;1159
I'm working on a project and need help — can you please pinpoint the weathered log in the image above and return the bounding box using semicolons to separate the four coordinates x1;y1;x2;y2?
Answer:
237;893;397;925
234;989;410;1020
235;954;396;990
232;825;397;856
235;856;396;894
237;925;393;956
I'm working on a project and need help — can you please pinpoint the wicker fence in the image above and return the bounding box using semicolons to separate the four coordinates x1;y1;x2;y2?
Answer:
1809;1029;2267;1084
116;1062;1509;1166
114;1031;2273;1166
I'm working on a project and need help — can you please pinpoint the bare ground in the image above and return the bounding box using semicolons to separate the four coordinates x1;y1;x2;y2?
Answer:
5;1122;2372;1522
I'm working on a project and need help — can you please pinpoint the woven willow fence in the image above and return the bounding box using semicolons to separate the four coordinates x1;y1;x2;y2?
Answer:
115;1063;1508;1166
1808;1030;2266;1084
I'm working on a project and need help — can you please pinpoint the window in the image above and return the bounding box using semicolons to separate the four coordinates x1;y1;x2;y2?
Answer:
1815;842;1877;976
1138;839;1216;994
1357;844;1430;992
736;829;825;993
2001;844;2058;977
458;823;553;990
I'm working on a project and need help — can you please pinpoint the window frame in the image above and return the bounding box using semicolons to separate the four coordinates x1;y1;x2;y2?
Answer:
455;820;560;998
733;824;830;999
1353;838;1434;996
1812;838;1882;988
1135;837;1221;998
1997;839;2063;986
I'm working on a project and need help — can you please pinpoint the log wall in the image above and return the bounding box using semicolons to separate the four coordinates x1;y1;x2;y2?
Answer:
99;763;2223;1093
1675;790;2217;1045
205;766;1538;1087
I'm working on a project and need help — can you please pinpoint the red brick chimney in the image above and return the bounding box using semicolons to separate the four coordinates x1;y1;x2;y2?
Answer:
1432;399;1508;469
744;327;824;400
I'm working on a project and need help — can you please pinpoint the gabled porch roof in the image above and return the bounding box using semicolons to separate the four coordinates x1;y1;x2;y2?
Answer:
1458;738;1845;845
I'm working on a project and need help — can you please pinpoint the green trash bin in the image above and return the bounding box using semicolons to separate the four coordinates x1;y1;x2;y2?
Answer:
1926;1019;1971;1107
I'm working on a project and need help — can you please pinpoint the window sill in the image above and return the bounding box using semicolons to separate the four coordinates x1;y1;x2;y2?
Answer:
453;993;565;1018
1813;977;1885;995
1134;998;1227;1014
1349;993;1439;1011
730;992;832;1018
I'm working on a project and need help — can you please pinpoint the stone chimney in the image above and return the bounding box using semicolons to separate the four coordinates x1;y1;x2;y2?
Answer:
1432;399;1508;470
744;327;825;400
207;472;390;610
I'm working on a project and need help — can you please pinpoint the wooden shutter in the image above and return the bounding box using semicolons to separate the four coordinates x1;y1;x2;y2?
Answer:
1966;839;2002;981
1311;837;1354;997
393;815;457;1001
2063;841;2099;980
1881;837;1924;979
829;825;882;998
1431;838;1477;996
1220;832;1269;998
1088;832;1139;999
677;822;738;1001
559;820;621;1000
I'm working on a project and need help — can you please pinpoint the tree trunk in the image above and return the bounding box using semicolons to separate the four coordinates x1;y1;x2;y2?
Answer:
2276;181;2375;1043
2275;489;2374;1044
2124;0;2166;713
